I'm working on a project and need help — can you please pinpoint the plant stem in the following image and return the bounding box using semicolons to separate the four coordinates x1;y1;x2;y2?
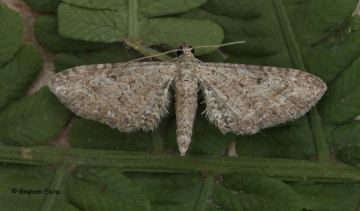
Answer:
273;0;331;163
128;0;139;41
1;146;359;182
310;108;332;162
195;174;215;211
125;39;173;61
126;0;175;60
272;0;305;70
41;165;67;211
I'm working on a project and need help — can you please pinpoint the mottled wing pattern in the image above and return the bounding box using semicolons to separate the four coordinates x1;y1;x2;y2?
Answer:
49;62;176;132
196;63;327;134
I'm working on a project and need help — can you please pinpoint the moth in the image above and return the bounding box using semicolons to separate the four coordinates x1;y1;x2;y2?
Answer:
49;42;327;156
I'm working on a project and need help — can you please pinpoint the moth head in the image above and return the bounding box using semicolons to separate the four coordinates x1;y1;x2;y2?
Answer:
177;41;195;56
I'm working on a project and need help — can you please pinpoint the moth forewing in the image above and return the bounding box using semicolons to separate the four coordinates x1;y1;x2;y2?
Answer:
196;63;327;135
49;62;176;132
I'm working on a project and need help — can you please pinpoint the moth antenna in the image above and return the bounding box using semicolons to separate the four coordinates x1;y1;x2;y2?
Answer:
127;41;245;63
193;41;245;49
126;49;179;63
126;41;245;63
